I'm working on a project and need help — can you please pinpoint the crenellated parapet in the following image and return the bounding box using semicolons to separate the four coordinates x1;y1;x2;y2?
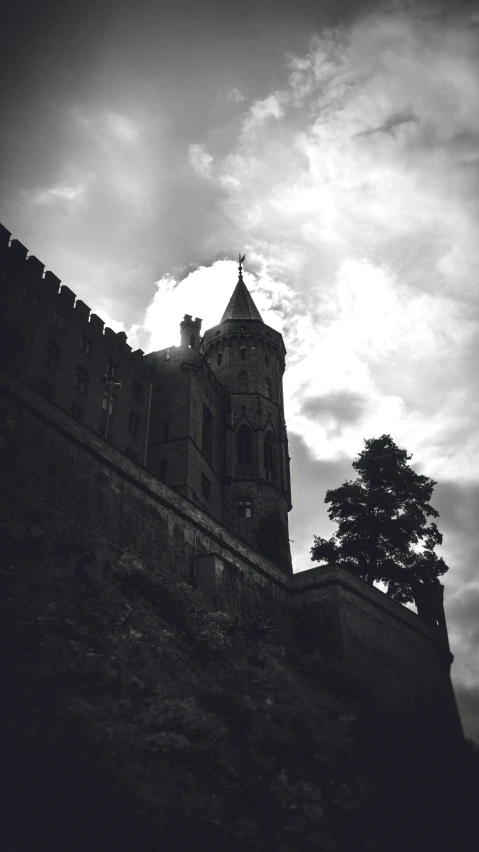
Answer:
0;223;151;463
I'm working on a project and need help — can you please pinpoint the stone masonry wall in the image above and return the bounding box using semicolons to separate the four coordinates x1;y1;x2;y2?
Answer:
0;370;290;638
0;225;150;464
292;565;463;737
0;369;462;733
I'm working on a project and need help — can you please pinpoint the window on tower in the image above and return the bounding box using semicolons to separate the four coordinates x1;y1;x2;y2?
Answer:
201;472;212;502
202;404;213;464
238;499;252;518
239;371;248;392
264;433;275;484
46;340;61;370
265;377;272;400
74;365;89;392
237;426;252;478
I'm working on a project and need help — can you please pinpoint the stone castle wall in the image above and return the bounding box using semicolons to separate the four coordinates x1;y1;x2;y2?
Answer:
0;224;151;463
145;346;225;519
0;368;463;736
0;370;291;638
0;221;462;737
292;566;463;736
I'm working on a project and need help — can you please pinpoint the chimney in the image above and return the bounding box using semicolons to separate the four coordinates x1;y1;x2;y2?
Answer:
180;314;202;350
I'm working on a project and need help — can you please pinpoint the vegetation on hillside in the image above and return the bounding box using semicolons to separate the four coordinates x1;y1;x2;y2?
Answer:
0;509;477;852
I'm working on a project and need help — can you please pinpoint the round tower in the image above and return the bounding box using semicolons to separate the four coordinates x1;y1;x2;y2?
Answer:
201;259;292;573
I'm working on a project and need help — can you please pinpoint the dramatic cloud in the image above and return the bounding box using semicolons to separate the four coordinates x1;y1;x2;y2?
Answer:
2;0;479;737
300;391;367;427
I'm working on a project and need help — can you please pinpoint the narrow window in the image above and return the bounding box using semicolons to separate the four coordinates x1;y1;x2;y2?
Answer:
264;433;275;484
237;426;252;477
217;352;222;365
265;377;272;400
52;309;65;330
74;365;89;392
189;334;196;349
129;409;140;437
105;359;118;380
238;500;252;518
201;472;211;501
102;388;113;415
202;404;213;464
162;420;170;442
80;334;92;355
46;340;61;369
239;371;248;392
159;459;167;478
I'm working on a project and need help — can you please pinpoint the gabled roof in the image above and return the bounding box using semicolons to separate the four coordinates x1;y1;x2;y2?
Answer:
220;273;264;323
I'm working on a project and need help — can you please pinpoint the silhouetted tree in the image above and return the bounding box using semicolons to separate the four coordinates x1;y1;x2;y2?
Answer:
310;435;449;603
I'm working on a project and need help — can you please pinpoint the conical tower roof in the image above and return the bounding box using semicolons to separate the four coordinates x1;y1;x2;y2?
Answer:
220;267;264;323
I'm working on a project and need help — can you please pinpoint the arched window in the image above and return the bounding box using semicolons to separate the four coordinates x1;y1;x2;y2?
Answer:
237;426;252;478
239;370;248;392
265;377;272;400
264;433;275;484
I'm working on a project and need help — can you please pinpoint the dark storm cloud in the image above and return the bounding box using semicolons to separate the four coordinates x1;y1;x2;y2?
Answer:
416;478;479;739
454;686;479;743
432;480;479;584
300;391;367;428
355;110;418;138
288;431;353;566
449;587;479;649
3;0;479;742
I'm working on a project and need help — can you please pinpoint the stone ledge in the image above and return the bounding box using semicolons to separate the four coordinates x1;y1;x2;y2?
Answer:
292;563;439;642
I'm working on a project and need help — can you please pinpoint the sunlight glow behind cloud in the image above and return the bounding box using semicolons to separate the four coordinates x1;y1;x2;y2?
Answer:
5;0;479;736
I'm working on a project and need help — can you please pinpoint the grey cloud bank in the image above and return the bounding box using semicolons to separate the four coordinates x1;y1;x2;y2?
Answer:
1;0;478;738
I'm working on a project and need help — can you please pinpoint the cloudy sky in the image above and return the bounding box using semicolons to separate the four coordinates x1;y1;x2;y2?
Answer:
2;0;479;738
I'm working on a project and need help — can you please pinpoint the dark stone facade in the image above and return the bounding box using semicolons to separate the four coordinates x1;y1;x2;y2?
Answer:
0;224;292;572
0;222;463;735
145;273;293;571
0;224;150;465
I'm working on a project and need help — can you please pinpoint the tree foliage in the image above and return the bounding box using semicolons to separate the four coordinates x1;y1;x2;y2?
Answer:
310;435;449;603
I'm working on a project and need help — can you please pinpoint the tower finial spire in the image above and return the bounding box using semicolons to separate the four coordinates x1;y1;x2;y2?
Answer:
238;253;245;280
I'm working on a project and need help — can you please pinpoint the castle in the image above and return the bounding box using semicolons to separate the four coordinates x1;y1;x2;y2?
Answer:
0;222;463;738
0;226;292;572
